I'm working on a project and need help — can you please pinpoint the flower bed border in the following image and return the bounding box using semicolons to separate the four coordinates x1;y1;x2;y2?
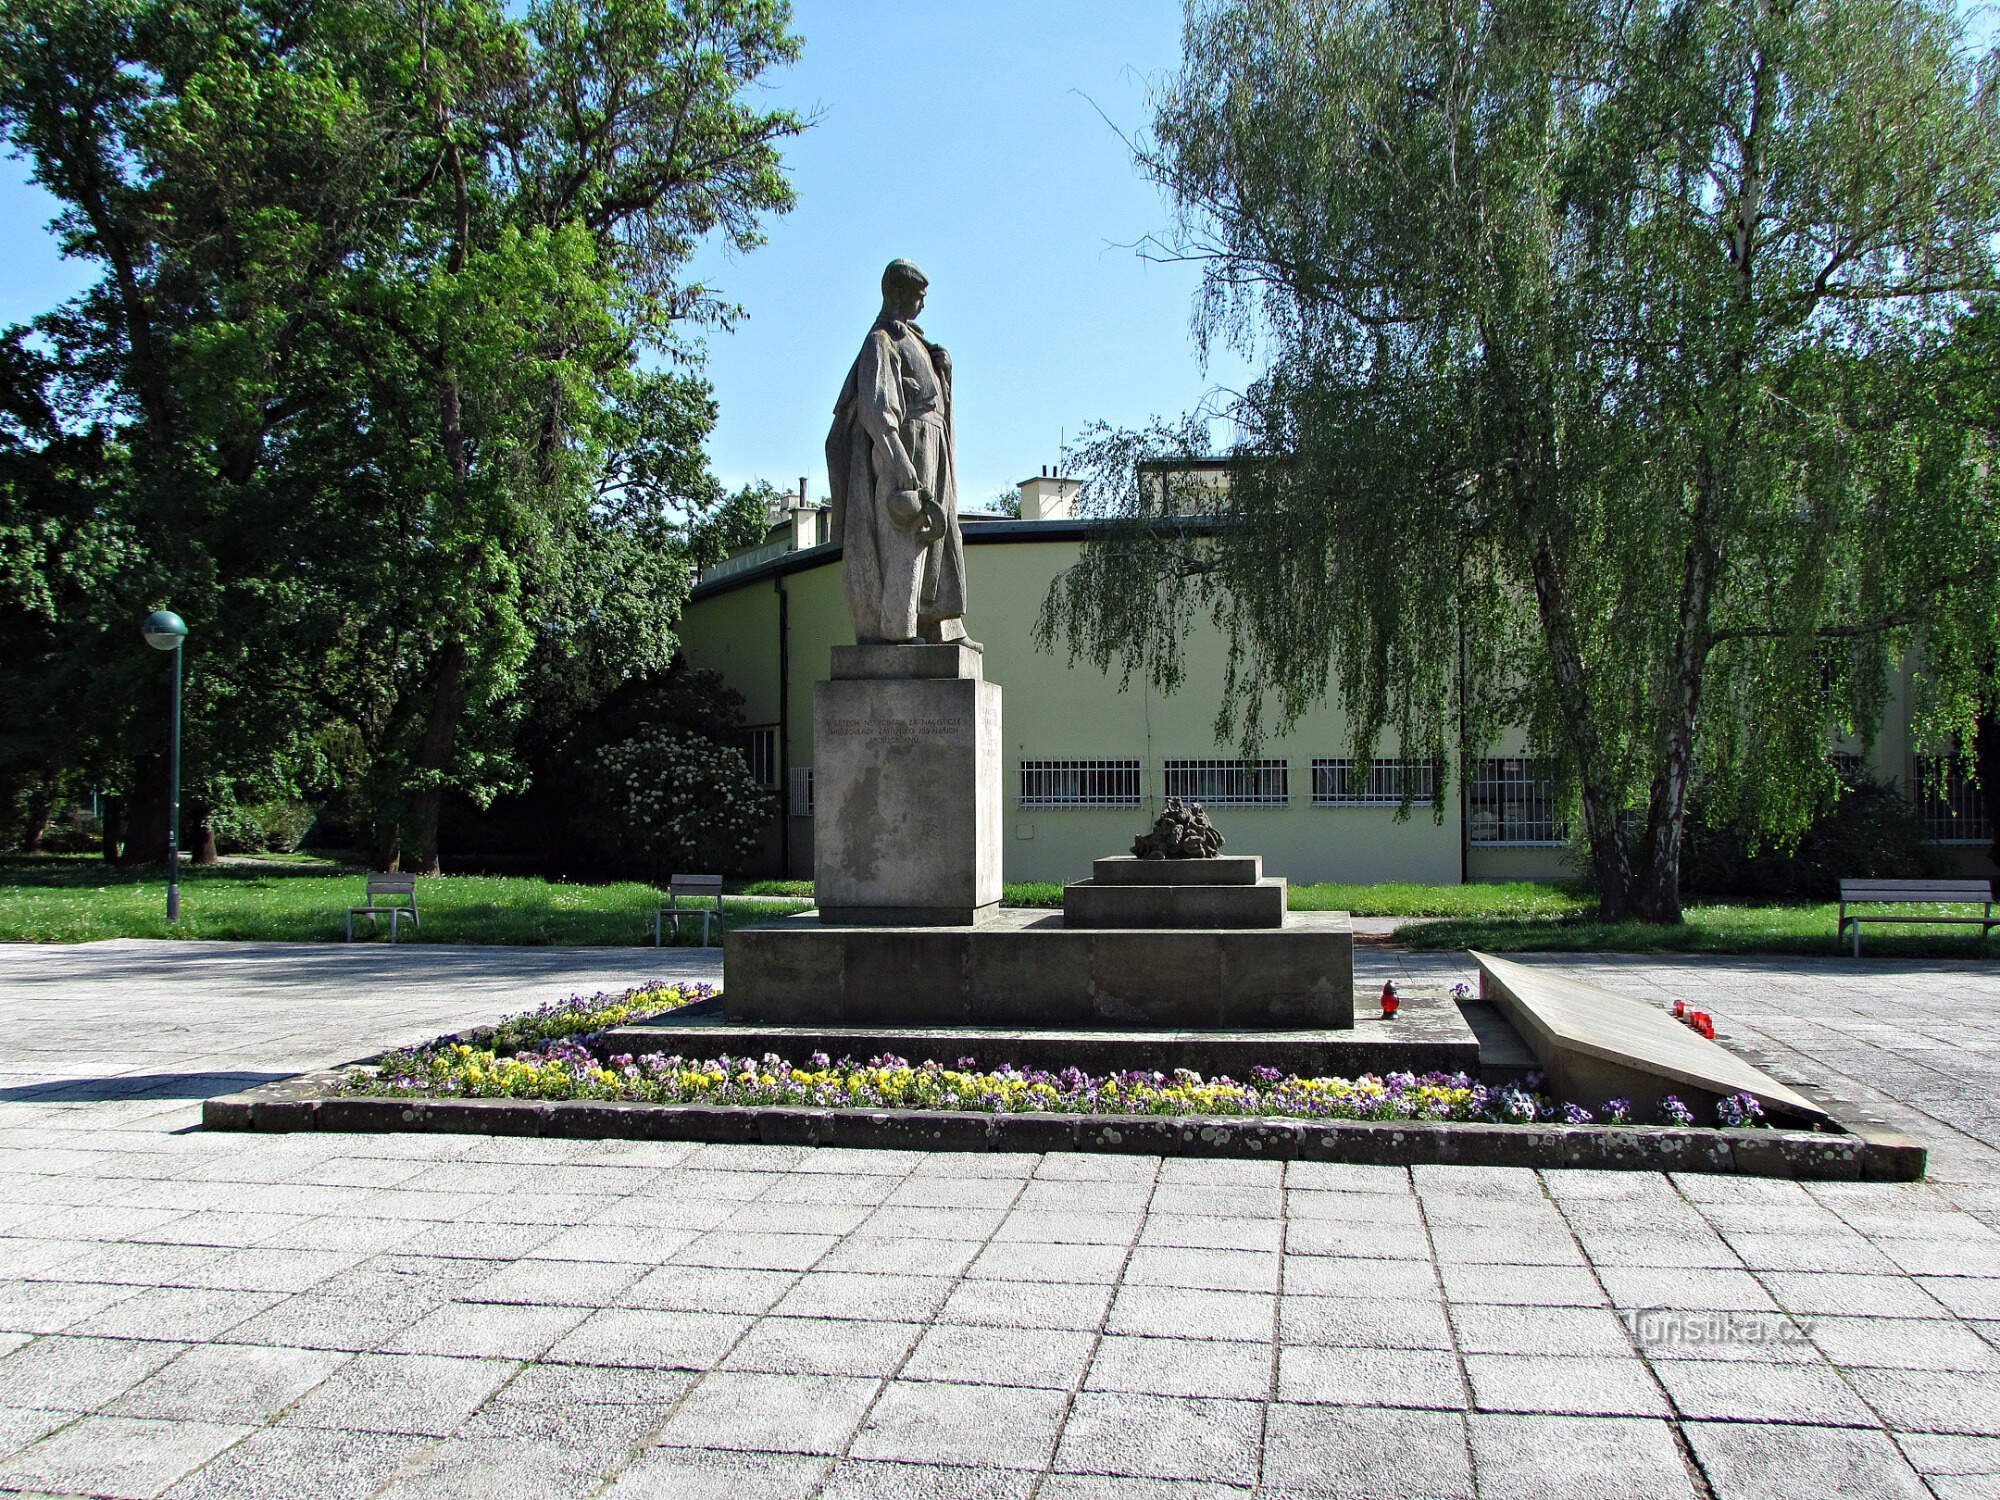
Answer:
202;1070;1924;1180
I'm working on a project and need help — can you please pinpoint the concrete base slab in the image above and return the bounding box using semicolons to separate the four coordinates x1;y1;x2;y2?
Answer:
722;908;1355;1029
599;988;1473;1078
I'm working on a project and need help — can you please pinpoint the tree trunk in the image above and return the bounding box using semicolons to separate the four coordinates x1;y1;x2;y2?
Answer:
21;780;53;853
1976;702;2000;873
407;638;470;876
189;801;219;865
369;819;402;873
101;794;122;863
121;757;170;866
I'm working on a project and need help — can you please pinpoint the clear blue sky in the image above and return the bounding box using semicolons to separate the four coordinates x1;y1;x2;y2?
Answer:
0;0;1249;512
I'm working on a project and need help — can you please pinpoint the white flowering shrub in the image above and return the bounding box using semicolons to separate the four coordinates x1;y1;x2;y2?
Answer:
580;728;774;872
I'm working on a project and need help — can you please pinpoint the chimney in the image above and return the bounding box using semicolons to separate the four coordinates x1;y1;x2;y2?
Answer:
1017;469;1082;522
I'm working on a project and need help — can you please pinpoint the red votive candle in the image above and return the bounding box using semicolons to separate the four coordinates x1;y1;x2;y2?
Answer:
1380;981;1399;1017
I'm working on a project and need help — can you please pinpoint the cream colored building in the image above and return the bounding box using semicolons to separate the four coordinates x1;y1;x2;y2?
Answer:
680;475;1994;885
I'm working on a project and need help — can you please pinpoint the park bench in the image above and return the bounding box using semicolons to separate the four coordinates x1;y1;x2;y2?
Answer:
655;873;725;947
347;872;420;942
1837;878;1996;957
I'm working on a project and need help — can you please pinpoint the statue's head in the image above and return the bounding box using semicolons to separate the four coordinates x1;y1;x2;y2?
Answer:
881;258;928;320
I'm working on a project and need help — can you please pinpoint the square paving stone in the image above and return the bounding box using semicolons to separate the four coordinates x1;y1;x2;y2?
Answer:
278;1352;517;1435
992;1211;1142;1246
651;1370;880;1455
1042;1478;1251;1498
620;1265;799;1314
0;1335;186;1409
721;1317;921;1377
523;1225;701;1264
1450;1303;1633;1357
1595;1266;1779;1313
1051;1391;1262;1486
883;1177;1021;1210
600;1447;829;1499
0;1414;251;1499
371;1435;633;1499
1107;1287;1274;1343
106;1344;349;1424
381;1301;593;1359
544;1308;751;1370
1279;1295;1452;1350
1261;1402;1472;1498
675;1232;840;1272
850;1379;1071;1470
769;1272;953;1323
1082;1335;1271;1400
0;1280;144;1334
966;1241;1129;1285
1720;1232;1898;1274
939;1279;1115;1331
0;1406;79;1460
722;1203;876;1236
1463;1354;1670;1417
818;1236;985;1278
1285;1221;1433;1260
1276;1345;1465;1410
1429;1227;1588;1267
1285;1191;1425;1225
1466;1413;1695;1500
1435;1262;1604;1307
1138;1216;1283;1254
1843;1368;2000;1434
1285;1255;1438;1300
461;1257;646;1307
1809;1315;2000;1373
817;1458;1036;1499
70;1289;286;1343
1917;1278;2000;1321
899;1325;1096;1389
1685;1421;1931;1499
1283;1163;1412;1193
1762;1272;1949;1319
219;1291;437;1353
1653;1358;1877;1424
1122;1247;1278;1293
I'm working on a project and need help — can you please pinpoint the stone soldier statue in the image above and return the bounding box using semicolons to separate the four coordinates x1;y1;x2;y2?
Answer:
825;259;975;647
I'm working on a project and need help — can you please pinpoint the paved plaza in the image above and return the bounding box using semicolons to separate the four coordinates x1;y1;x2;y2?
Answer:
0;939;1996;1498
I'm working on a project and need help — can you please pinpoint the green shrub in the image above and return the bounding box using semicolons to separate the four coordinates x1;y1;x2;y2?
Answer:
1681;776;1944;899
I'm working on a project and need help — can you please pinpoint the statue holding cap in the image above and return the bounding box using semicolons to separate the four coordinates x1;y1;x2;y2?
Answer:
826;260;974;647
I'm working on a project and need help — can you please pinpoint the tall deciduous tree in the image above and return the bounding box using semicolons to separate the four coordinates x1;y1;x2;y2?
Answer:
1040;0;2000;919
0;0;803;869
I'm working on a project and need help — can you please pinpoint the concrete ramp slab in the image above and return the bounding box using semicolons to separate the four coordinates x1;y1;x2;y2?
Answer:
1473;952;1830;1126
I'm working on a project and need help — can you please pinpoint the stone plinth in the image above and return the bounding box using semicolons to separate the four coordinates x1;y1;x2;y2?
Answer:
1092;855;1261;886
724;907;1355;1029
814;644;1002;926
1063;878;1286;929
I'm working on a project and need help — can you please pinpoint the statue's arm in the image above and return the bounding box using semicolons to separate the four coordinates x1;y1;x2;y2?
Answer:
855;329;920;492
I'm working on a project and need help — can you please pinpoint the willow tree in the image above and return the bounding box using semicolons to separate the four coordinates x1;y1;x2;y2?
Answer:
1040;0;2000;920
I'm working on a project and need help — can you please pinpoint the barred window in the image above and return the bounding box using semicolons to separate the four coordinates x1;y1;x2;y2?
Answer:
788;766;814;818
1468;758;1566;844
1830;750;1865;783
1913;755;1991;844
1312;757;1439;806
1019;759;1143;807
1163;758;1289;807
738;726;778;788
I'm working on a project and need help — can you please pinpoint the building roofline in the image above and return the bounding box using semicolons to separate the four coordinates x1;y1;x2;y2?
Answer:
690;518;1130;600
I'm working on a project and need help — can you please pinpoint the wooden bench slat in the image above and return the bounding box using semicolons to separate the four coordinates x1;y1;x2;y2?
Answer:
1840;880;1992;898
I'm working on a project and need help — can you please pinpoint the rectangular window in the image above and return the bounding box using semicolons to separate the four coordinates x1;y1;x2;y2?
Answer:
1468;758;1567;844
1018;759;1143;807
738;726;778;789
1913;755;1991;844
788;766;813;818
1162;758;1289;807
1830;750;1865;783
1312;757;1439;806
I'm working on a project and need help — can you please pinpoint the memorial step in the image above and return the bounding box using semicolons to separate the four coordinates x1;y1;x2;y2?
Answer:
1062;876;1287;929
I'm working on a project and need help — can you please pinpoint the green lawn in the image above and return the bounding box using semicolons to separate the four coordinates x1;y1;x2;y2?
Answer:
1402;901;1999;958
0;857;809;945
4;857;1992;956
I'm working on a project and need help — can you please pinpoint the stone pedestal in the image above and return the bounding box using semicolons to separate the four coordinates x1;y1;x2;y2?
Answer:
813;643;1002;926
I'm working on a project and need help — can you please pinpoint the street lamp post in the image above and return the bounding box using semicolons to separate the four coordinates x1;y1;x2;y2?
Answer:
141;610;189;923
